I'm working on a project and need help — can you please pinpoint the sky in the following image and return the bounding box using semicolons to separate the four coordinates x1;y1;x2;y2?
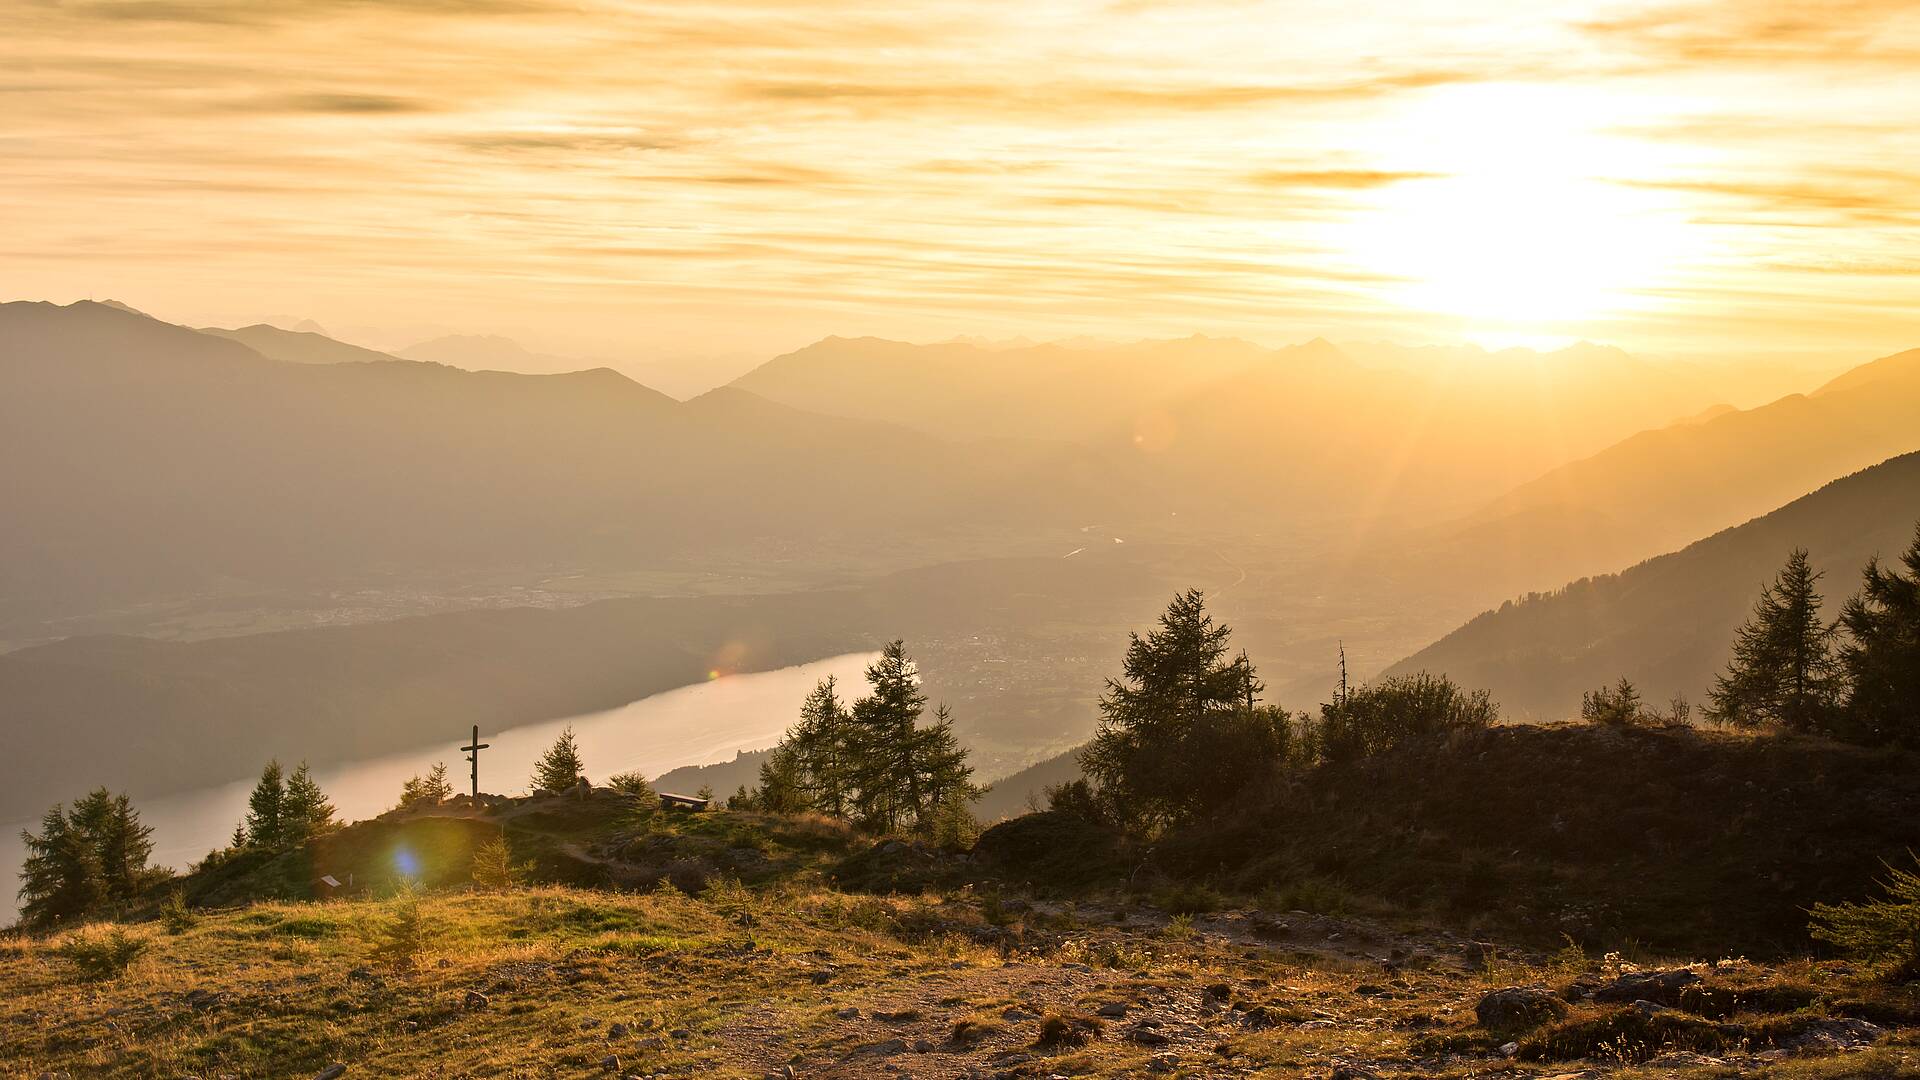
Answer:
4;0;1919;367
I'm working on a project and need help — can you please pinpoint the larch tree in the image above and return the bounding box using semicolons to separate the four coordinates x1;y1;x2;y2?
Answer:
1837;525;1920;746
18;803;102;926
242;760;287;849
1080;589;1260;831
532;727;587;792
789;675;853;816
281;762;337;843
846;641;929;833
1708;548;1840;733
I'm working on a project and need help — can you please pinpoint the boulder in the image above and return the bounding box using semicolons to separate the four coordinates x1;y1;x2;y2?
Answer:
1476;986;1570;1034
1590;969;1701;1005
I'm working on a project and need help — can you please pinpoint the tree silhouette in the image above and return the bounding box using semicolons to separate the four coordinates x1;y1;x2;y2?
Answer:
1837;525;1920;745
1708;548;1839;732
532;727;587;792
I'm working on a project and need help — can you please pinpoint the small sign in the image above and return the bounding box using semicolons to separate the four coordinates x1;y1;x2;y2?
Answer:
319;874;341;888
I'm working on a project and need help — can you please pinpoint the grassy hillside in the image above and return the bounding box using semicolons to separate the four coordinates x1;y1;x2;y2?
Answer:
1385;451;1920;718
1149;721;1920;956
10;773;1920;1078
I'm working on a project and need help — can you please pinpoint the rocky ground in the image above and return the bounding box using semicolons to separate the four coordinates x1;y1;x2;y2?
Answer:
5;877;1918;1079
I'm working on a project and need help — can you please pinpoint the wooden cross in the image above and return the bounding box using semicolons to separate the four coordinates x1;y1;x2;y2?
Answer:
461;724;490;799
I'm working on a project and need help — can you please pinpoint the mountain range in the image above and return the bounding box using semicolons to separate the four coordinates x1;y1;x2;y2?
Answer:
1386;451;1920;718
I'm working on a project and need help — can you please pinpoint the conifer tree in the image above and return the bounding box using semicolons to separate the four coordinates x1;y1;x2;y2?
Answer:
242;760;287;849
532;727;587;792
1708;549;1840;732
18;789;157;925
790;675;853;816
18;803;102;926
70;788;155;901
1081;590;1258;830
281;762;336;843
398;762;453;809
755;743;809;815
1837;525;1920;746
846;640;929;832
910;703;978;830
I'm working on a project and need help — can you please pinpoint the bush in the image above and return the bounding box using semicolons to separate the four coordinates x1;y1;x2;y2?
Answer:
608;772;656;798
56;926;148;978
1581;678;1646;726
921;798;980;851
160;891;198;934
1318;672;1497;761
364;887;433;968
1810;856;1920;980
470;836;531;889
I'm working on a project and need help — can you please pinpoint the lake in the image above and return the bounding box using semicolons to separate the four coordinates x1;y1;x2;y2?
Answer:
1;651;878;925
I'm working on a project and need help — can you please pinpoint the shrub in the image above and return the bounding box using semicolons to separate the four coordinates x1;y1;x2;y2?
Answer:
922;798;980;851
608;772;656;798
470;836;531;889
160;891;198;935
56;926;148;979
1318;672;1497;761
1809;856;1920;980
364;886;433;969
1581;679;1646;726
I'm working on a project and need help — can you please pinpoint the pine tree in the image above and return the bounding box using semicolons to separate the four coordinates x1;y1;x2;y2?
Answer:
755;743;808;815
70;788;155;901
846;641;928;832
1081;590;1257;830
398;762;453;809
910;704;978;831
281;762;336;843
789;676;853;816
532;728;587;792
1708;549;1840;733
243;760;287;849
18;803;102;926
1837;524;1920;746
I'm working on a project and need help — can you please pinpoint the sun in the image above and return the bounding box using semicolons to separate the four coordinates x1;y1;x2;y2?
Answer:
1339;83;1703;334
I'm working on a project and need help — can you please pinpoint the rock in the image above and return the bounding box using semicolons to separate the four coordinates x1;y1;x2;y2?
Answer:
1095;1002;1129;1018
1499;1041;1520;1057
463;990;489;1010
670;1028;692;1039
313;1068;347;1080
635;1037;667;1051
912;1038;935;1052
598;1056;620;1072
609;1022;630;1038
1787;1017;1883;1051
835;1006;862;1020
1203;982;1232;1001
861;1038;910;1056
1147;1053;1178;1073
1239;1006;1280;1030
1002;1007;1038;1022
1590;969;1701;1005
581;1018;603;1030
1475;986;1570;1034
1127;1025;1171;1046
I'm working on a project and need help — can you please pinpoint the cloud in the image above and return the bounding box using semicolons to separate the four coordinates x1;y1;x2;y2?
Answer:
1582;0;1920;64
733;69;1488;118
243;92;436;114
1246;170;1440;189
34;0;563;24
